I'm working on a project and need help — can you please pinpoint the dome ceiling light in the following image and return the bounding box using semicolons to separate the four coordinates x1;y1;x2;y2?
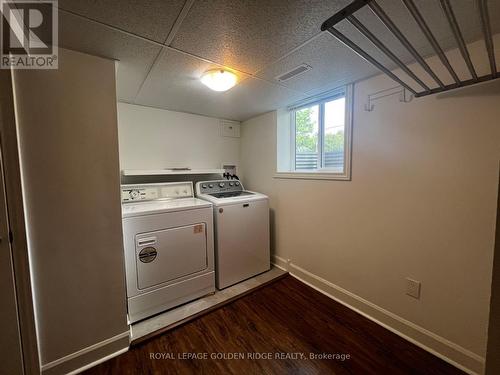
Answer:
200;69;238;92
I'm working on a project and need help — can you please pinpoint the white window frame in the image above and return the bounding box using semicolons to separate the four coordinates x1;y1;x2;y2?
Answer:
275;84;353;181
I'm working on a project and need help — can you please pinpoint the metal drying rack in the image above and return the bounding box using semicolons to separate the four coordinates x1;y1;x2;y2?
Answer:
321;0;499;98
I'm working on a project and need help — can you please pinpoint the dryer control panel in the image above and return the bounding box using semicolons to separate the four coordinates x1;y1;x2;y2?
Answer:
121;182;193;203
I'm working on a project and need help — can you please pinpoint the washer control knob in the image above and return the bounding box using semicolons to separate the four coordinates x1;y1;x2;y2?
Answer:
129;190;140;199
202;184;207;188
235;182;240;186
219;182;225;188
229;182;234;186
209;184;214;188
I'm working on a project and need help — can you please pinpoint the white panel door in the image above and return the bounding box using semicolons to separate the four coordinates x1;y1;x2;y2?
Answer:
0;152;24;374
216;199;270;289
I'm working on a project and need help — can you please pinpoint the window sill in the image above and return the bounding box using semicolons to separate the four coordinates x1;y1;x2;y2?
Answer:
273;171;351;181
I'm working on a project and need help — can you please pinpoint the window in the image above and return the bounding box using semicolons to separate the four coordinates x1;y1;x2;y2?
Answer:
276;85;352;180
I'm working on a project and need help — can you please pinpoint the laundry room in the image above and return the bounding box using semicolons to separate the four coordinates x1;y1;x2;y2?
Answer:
0;1;500;375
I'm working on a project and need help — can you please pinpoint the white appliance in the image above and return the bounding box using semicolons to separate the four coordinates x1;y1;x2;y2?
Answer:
121;182;215;323
195;180;270;289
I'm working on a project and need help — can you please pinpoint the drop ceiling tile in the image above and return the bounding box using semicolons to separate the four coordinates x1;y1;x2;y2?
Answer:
59;11;162;102
222;78;306;121
58;0;186;43
261;0;500;97
375;0;500;55
134;48;304;121
256;33;379;94
170;0;352;74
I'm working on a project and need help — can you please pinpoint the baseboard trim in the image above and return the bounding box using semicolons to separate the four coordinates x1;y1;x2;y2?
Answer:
271;255;484;375
271;254;288;271
41;331;130;375
67;347;128;375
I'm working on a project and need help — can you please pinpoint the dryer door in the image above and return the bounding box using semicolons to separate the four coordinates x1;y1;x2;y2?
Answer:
136;223;207;290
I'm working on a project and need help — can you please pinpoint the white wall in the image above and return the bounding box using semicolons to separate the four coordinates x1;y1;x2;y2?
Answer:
12;48;129;374
240;39;500;374
485;177;500;375
117;103;240;172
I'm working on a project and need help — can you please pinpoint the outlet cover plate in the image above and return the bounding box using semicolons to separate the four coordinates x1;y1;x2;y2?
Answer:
406;278;421;299
220;120;240;138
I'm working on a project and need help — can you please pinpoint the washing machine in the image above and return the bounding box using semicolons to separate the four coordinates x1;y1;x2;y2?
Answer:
121;182;215;323
195;180;270;289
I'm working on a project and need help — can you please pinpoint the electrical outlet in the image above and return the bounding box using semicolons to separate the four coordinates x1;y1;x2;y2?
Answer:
405;278;421;299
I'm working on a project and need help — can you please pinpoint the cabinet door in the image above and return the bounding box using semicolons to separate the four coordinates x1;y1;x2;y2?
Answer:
216;199;270;289
0;153;24;374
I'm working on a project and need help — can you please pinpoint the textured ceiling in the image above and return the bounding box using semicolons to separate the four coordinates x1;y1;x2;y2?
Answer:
56;0;500;121
256;33;379;95
134;47;304;120
58;0;186;42
170;0;352;74
59;11;162;102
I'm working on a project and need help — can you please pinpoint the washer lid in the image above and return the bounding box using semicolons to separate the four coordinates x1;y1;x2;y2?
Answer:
197;191;268;206
209;191;255;198
122;198;212;218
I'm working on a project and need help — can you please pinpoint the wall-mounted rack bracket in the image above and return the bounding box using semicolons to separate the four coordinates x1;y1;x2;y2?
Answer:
364;86;413;112
321;0;499;98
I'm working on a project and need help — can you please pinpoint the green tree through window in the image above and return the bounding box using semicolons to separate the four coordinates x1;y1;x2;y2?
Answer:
295;106;318;153
286;87;350;177
324;131;344;152
295;106;344;153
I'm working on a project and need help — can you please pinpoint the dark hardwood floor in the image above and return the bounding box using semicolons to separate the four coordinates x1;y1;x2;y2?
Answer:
85;276;464;375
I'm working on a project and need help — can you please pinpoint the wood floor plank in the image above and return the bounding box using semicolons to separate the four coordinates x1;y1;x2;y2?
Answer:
84;276;465;375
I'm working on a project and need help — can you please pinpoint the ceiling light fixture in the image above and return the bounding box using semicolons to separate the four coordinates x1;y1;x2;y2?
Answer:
201;69;238;92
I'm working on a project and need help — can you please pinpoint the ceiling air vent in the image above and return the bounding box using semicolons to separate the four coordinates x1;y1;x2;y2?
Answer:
275;64;312;82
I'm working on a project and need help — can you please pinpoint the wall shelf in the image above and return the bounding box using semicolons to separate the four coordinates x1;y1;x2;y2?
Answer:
121;169;225;176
